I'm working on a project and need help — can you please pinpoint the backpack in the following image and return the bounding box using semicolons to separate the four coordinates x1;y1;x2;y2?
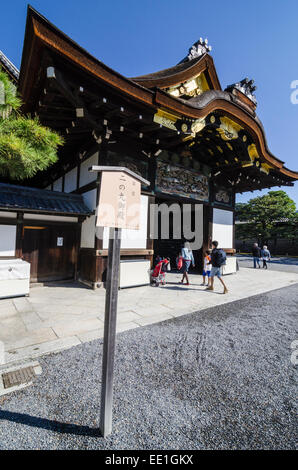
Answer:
214;249;227;267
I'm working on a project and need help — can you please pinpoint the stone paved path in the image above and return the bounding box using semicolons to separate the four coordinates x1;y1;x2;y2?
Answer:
0;267;297;365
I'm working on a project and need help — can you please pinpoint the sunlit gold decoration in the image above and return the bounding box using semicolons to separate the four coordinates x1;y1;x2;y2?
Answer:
226;142;233;151
208;149;214;156
153;109;178;131
217;116;243;141
247;143;259;162
216;146;223;154
260;163;273;175
182;135;194;142
241;162;254;168
190;117;206;136
167;72;210;99
210;115;216;124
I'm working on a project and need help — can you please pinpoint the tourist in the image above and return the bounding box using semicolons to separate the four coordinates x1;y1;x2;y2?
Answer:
261;245;271;269
180;242;195;286
201;250;212;286
206;241;228;294
252;243;261;269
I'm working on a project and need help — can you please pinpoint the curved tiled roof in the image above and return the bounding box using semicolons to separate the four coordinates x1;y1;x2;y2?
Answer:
18;6;298;183
131;56;202;81
0;183;92;216
132;53;221;90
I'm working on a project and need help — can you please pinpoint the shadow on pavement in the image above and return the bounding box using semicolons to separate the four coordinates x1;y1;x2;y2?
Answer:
161;285;199;292
0;410;101;438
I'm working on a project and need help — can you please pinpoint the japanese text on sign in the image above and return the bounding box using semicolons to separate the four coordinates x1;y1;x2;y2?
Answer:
96;171;141;230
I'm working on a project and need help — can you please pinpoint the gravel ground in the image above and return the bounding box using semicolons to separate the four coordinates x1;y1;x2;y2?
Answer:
237;256;298;274
0;285;297;450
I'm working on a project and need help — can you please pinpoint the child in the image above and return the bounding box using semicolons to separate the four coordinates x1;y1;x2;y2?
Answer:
201;250;211;286
151;258;169;285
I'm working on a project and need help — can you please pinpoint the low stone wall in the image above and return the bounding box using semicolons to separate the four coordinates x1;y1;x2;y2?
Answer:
236;238;298;256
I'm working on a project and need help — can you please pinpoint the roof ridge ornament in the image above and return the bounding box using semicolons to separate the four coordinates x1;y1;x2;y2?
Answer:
226;78;257;105
187;38;212;61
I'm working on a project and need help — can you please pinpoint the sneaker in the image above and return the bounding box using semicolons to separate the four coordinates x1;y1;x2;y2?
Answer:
206;286;214;291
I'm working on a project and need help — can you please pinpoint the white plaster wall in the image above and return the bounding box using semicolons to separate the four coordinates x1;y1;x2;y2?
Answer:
82;189;97;210
0;211;17;219
0;225;16;256
212;208;234;249
79;152;99;188
64;167;78;193
53;177;62;192
80;189;97;249
80;215;96;249
102;195;148;249
24;214;78;223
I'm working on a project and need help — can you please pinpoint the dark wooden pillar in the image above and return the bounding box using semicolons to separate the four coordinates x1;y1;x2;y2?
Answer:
146;195;155;267
203;204;213;261
15;212;24;259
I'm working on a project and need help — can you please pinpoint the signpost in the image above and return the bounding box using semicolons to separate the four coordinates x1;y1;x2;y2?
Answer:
89;166;149;438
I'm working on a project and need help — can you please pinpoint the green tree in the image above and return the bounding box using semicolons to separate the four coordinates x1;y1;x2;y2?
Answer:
0;68;63;180
235;191;297;245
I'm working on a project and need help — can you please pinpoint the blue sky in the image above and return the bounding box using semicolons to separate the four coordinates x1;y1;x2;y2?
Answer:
1;0;298;205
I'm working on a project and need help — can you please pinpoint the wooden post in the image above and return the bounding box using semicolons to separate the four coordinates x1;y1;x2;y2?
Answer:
89;165;149;438
100;226;122;437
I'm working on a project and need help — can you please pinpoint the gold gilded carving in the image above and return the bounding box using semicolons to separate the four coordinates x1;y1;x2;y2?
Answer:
217;116;243;141
167;73;209;99
247;143;259;162
154;109;178;131
260;163;272;175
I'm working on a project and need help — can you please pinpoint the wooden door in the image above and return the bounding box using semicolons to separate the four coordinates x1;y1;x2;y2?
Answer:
22;224;78;282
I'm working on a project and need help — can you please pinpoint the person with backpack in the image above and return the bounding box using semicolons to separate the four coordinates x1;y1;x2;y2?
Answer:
206;241;228;294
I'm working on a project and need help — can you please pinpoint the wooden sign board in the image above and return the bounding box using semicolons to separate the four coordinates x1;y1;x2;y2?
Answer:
96;171;141;230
